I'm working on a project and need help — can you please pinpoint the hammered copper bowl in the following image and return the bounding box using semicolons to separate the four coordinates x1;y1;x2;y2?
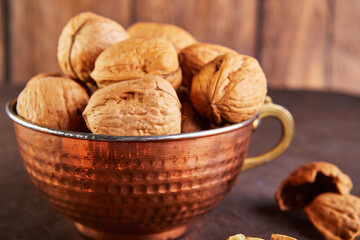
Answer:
6;96;294;240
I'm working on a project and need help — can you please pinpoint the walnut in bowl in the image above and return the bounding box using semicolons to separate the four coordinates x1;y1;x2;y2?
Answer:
179;43;237;88
83;76;181;136
16;76;89;132
127;22;197;53
190;53;267;126
91;38;182;89
57;12;128;89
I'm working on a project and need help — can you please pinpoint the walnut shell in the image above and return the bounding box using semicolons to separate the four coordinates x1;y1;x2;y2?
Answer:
179;43;237;88
83;76;181;136
91;38;182;89
304;193;360;240
177;86;209;133
16;77;89;131
270;234;297;240
275;162;353;211
227;234;264;240
57;12;128;86
26;72;63;86
190;53;267;126
127;22;197;53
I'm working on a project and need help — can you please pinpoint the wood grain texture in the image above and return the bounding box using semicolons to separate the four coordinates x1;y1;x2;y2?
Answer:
9;0;131;85
134;0;258;56
0;0;4;84
331;0;360;95
260;0;329;90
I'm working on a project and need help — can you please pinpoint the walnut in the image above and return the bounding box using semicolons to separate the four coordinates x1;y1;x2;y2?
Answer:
177;86;209;133
57;12;128;88
190;53;267;126
26;72;63;86
304;193;360;240
16;77;89;131
179;43;237;88
275;162;353;211
127;22;197;53
91;38;182;89
83;76;181;136
270;234;297;240
227;234;264;240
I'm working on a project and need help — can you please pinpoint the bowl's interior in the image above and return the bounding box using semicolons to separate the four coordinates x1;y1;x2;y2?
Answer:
6;97;258;142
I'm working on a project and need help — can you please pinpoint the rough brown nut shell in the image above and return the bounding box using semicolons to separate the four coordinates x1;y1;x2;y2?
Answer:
57;12;128;86
190;53;267;126
127;22;197;53
179;43;237;88
227;234;264;240
16;77;89;131
26;72;63;86
304;193;360;240
270;234;297;240
177;86;209;133
275;161;353;211
91;38;182;89
83;76;181;136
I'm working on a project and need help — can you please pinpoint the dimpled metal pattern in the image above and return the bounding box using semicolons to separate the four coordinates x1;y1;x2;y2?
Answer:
12;116;253;239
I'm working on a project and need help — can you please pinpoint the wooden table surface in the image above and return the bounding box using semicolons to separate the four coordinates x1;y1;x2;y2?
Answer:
1;86;359;240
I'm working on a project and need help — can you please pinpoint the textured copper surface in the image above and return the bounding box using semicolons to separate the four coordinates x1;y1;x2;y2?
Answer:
13;118;253;239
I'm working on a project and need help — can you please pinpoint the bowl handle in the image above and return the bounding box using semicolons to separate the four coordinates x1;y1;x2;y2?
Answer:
241;96;295;171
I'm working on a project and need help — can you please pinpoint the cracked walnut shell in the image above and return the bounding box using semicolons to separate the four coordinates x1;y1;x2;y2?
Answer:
127;22;197;53
83;76;181;136
179;43;237;88
91;38;182;89
16;77;89;131
275;161;353;211
57;12;128;86
190;53;267;126
304;193;360;240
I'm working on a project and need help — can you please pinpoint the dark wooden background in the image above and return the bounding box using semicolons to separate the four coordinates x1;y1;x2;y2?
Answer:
0;0;359;95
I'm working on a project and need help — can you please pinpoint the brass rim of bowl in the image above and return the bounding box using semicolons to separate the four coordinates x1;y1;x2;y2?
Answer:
5;98;259;142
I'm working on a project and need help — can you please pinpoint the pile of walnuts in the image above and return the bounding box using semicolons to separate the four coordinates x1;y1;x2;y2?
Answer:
16;12;267;136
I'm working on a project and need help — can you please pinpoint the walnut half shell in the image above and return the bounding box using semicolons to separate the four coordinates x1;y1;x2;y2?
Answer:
83;76;181;136
275;162;353;211
304;193;360;240
91;38;182;89
190;53;267;126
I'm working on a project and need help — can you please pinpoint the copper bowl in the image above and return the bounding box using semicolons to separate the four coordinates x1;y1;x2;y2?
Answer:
6;96;294;240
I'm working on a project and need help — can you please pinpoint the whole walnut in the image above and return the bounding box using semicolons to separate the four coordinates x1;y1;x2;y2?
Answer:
91;38;182;89
57;12;128;88
304;193;360;240
16;77;89;131
179;43;237;88
83;76;181;136
26;72;63;86
127;22;197;53
190;53;267;126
